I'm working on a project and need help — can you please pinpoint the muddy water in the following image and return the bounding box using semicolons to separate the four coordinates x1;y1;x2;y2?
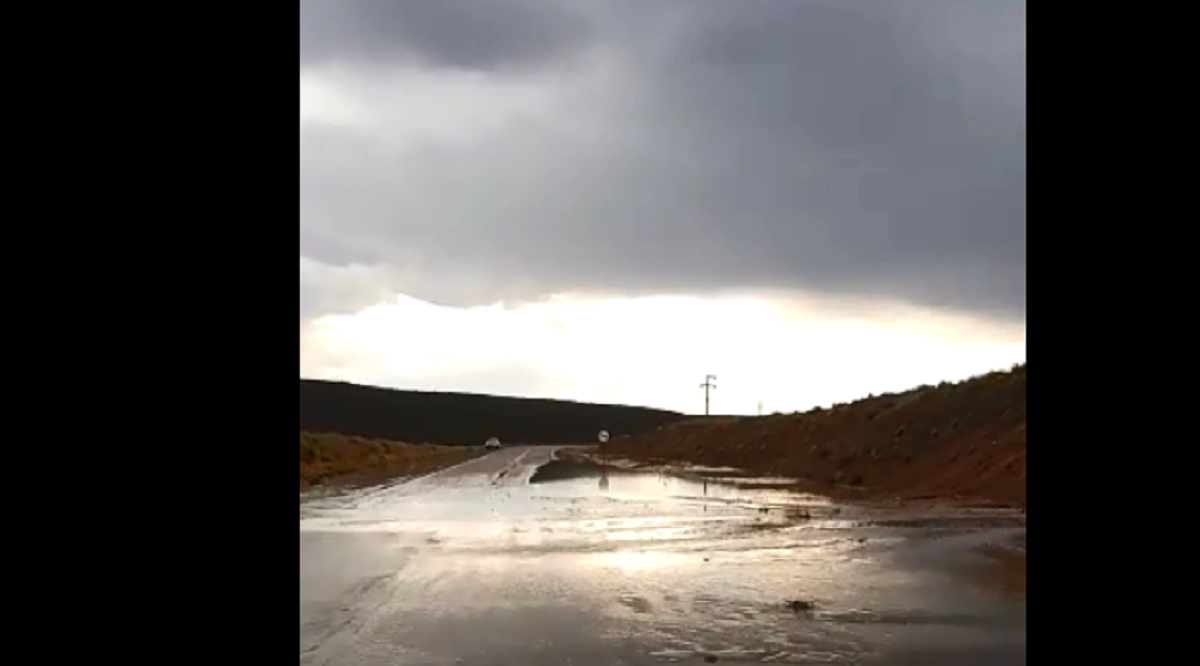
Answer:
300;446;1025;665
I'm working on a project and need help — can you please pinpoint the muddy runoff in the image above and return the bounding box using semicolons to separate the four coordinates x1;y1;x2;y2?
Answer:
301;446;1025;665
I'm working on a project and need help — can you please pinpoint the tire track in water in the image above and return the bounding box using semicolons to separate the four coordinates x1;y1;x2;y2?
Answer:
490;449;532;486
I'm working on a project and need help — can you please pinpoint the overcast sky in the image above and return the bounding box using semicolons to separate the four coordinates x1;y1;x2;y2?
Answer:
299;0;1026;415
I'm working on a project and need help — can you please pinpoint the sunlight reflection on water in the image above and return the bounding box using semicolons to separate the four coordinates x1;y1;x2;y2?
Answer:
301;452;1024;665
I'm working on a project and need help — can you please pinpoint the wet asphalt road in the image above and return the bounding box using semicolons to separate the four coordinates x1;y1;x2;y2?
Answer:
300;446;1025;665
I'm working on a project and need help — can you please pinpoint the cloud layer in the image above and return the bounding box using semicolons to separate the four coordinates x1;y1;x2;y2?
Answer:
302;293;1026;414
300;0;1026;321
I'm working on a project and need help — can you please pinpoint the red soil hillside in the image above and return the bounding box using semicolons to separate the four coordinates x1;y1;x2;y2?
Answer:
604;365;1026;506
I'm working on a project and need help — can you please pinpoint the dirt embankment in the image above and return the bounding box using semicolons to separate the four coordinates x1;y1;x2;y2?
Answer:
299;431;481;490
603;365;1026;507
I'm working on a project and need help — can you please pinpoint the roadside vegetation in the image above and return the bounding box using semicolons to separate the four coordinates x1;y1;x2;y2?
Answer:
299;431;481;490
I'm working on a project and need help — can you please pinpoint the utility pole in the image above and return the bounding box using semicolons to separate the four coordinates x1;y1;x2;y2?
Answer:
758;400;763;416
700;375;717;415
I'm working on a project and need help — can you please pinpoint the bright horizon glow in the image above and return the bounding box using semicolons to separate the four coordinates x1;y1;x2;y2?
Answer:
300;290;1025;416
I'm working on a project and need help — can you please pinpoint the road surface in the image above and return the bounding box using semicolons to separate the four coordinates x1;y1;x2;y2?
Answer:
300;446;1025;665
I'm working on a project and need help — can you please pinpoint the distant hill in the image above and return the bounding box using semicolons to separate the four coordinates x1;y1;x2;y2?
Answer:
300;379;687;445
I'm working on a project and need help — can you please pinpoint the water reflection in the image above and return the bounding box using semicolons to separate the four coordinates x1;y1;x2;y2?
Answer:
302;452;1025;665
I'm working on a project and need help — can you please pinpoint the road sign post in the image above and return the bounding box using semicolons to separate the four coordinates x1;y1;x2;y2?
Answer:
598;430;610;490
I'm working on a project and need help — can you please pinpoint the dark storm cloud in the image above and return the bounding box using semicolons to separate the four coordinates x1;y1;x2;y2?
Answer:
300;0;595;70
634;0;1027;317
300;0;1026;321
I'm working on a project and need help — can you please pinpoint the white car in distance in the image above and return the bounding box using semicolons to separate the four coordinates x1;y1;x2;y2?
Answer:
485;437;502;450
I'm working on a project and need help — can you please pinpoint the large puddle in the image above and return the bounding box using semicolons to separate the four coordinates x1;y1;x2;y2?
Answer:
300;448;1025;665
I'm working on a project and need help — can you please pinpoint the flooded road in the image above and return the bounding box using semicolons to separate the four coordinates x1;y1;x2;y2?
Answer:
300;446;1025;665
